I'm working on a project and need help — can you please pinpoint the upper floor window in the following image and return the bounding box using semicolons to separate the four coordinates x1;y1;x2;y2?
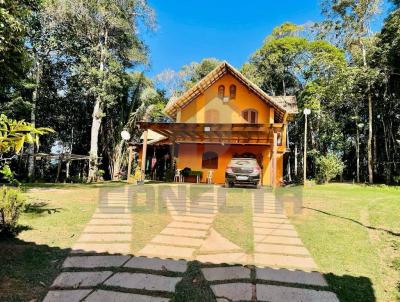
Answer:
218;85;225;99
205;109;219;123
202;151;218;169
242;109;258;124
229;85;236;99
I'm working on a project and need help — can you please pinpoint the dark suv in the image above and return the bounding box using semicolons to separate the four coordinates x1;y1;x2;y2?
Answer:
225;158;261;188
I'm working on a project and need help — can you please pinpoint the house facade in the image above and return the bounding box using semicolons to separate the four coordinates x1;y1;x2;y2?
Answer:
139;62;297;186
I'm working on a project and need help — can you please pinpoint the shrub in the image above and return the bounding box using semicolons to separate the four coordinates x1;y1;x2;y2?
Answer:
0;186;25;237
164;168;175;182
315;153;345;184
0;164;20;186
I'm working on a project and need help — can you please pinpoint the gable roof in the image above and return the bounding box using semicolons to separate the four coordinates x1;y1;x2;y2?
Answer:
163;61;298;122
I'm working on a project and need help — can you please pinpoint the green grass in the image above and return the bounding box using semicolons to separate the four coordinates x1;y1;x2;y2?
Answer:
1;182;400;302
279;183;400;302
0;183;119;302
172;261;216;302
131;188;172;253
213;187;254;253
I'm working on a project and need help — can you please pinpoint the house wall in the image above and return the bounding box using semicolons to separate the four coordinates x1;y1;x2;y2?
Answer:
176;143;284;185
179;73;272;124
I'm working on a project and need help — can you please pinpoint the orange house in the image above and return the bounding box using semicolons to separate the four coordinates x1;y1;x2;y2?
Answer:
139;62;297;186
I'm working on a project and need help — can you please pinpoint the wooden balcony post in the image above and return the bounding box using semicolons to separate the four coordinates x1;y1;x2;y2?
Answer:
141;129;148;180
271;131;278;188
127;145;133;181
170;137;175;168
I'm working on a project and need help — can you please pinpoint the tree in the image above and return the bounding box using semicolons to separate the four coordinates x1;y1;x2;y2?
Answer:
102;73;168;180
243;23;306;96
0;0;39;102
156;58;222;97
244;23;347;182
180;58;221;89
372;5;400;183
25;0;60;180
321;0;382;183
44;0;155;182
315;153;345;184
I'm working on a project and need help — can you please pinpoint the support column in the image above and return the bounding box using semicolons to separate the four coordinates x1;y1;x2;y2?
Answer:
127;145;133;181
170;138;175;168
271;131;278;188
141;129;148;181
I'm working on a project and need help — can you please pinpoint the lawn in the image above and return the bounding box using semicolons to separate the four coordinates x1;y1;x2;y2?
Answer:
213;187;254;253
0;182;126;302
279;183;400;302
1;182;399;302
131;185;172;253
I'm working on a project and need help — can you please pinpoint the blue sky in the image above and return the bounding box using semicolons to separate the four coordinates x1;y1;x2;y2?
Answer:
143;0;390;78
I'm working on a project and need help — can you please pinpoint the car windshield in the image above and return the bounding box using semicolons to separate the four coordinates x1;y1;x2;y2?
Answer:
230;159;258;167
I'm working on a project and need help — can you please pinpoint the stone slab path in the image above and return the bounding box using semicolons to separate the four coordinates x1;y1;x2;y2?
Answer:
44;255;188;302
71;187;134;255
252;191;318;271
202;265;339;302
44;184;340;301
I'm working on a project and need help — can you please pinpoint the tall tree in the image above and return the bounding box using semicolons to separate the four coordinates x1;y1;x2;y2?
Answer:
0;0;38;101
45;0;155;182
102;72;167;180
243;23;347;181
321;0;382;183
25;0;58;179
372;3;400;182
156;58;222;97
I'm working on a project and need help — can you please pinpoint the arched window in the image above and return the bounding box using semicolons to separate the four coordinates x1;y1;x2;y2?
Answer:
229;85;236;99
218;85;225;99
202;151;218;169
242;109;258;124
205;109;219;123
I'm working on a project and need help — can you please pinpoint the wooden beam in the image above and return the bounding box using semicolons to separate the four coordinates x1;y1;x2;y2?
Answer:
269;107;275;124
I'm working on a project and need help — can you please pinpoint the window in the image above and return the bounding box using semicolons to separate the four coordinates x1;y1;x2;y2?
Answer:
218;85;225;99
229;85;236;99
205;109;219;123
242;109;258;124
202;151;218;169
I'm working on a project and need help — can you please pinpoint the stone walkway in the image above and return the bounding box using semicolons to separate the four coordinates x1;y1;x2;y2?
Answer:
71;188;134;255
43;184;340;301
44;255;187;302
252;190;317;271
138;186;249;263
202;265;339;302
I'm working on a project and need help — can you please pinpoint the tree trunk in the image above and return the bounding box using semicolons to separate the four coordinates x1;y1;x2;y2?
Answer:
294;144;298;177
87;27;108;182
56;154;63;183
111;140;126;180
28;55;41;181
88;98;102;182
356;125;360;183
361;40;374;184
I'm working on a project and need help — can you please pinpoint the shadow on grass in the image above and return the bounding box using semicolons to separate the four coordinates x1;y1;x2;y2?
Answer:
22;181;128;190
0;237;377;302
304;207;400;237
0;238;70;302
24;202;62;215
325;273;375;302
